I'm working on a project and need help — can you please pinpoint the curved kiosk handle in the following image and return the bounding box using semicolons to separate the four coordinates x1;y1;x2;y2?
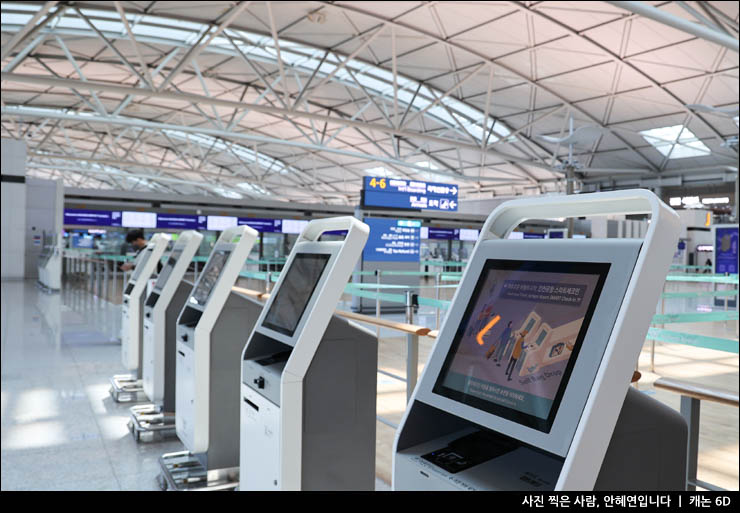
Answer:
296;215;368;244
392;189;681;491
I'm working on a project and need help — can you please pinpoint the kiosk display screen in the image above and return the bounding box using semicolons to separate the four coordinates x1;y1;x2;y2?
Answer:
262;253;330;337
154;248;184;290
433;259;609;432
190;250;231;306
130;249;153;282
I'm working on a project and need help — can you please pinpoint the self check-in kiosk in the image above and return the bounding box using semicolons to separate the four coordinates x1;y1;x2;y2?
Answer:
127;230;203;441
157;225;259;490
239;217;377;491
393;190;688;491
111;233;169;402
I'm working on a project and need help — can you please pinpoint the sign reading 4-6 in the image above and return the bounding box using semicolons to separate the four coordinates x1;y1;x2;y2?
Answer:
362;176;458;212
367;177;388;189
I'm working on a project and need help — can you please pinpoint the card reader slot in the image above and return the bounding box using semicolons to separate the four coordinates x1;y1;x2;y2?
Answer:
243;397;259;411
421;430;517;474
177;350;185;357
256;350;292;366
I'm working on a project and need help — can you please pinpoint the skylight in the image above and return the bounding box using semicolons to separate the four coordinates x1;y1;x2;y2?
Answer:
640;125;711;159
364;166;400;179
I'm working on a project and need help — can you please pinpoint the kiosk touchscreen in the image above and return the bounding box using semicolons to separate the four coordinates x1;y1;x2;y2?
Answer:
121;233;169;372
239;217;376;491
174;225;258;471
393;190;688;491
142;230;203;409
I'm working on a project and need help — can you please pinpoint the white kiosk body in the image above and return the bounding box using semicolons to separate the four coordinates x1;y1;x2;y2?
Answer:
37;232;61;290
175;226;258;470
239;217;376;491
393;190;686;491
142;230;203;409
121;233;169;372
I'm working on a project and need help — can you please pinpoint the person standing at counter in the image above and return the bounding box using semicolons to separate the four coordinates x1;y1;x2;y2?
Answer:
119;229;162;273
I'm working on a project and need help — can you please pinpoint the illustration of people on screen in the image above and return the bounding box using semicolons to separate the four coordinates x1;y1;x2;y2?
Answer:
467;304;495;338
485;320;512;361
505;329;529;381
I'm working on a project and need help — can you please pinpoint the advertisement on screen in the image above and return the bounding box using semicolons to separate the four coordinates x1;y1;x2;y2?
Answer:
434;260;607;430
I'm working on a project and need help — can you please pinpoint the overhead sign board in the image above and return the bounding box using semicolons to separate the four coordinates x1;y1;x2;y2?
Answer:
362;177;458;212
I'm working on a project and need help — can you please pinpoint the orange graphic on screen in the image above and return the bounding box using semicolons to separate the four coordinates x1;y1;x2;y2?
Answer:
476;314;501;346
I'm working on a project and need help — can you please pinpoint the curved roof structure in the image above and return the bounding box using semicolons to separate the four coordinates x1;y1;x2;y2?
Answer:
1;1;738;204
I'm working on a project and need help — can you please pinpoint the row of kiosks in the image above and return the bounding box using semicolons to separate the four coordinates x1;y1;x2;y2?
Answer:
392;191;688;491
156;218;377;491
117;190;689;492
111;233;169;402
128;230;203;439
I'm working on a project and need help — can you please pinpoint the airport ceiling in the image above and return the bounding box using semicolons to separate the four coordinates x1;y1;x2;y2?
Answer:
1;1;738;204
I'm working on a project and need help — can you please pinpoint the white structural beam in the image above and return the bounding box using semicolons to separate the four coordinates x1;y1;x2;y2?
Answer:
4;105;535;183
0;1;59;61
607;1;739;52
2;72;616;174
157;1;252;91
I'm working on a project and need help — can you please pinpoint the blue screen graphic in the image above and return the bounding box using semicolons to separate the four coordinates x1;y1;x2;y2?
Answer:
64;209;118;226
715;226;738;275
157;214;198;229
238;218;282;233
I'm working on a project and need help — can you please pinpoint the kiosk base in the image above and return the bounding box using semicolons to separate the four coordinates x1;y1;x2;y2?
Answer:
127;404;177;442
109;374;147;403
36;280;60;293
157;451;238;491
395;388;688;491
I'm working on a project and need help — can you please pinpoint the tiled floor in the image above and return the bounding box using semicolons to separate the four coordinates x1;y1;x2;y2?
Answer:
1;280;184;491
0;280;391;491
2;278;736;491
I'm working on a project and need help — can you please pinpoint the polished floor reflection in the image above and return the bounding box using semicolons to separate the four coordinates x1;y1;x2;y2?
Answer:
1;280;184;491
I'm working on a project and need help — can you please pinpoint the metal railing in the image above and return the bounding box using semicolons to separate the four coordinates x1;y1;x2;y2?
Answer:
653;377;739;492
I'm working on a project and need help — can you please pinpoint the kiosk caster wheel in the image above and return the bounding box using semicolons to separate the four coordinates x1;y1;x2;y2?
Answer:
157;473;168;491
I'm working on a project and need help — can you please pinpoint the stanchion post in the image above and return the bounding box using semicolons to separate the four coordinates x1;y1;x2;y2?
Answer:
266;271;272;293
680;395;700;491
405;291;419;403
375;269;382;341
104;260;109;301
435;271;442;329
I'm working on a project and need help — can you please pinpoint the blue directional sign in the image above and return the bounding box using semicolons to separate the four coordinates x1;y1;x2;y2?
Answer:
64;209;118;227
362;177;458;211
427;227;459;240
157;214;199;229
238;217;282;233
363;218;421;262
